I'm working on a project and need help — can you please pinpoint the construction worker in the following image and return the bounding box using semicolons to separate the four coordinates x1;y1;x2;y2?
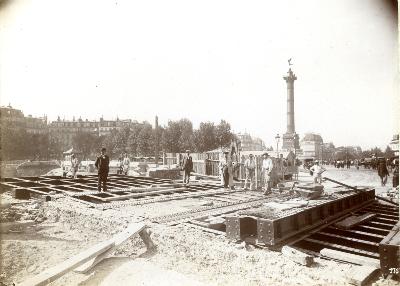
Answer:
278;153;286;181
95;147;110;192
70;154;79;179
262;153;273;194
310;160;326;184
393;159;399;188
243;154;256;190
122;153;130;175
181;150;193;185
377;158;389;186
219;152;227;188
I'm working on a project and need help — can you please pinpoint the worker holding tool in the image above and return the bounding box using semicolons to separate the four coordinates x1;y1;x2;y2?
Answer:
95;147;110;192
122;153;130;175
310;160;326;184
262;153;273;194
181;150;193;185
243;154;256;190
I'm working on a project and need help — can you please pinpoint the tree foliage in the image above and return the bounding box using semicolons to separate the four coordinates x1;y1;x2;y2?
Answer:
1;118;235;160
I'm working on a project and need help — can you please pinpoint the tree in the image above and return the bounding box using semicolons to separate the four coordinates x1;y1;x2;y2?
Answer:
162;120;183;153
384;145;394;158
194;122;217;152
72;132;100;160
216;120;234;149
178;119;194;152
137;123;153;156
127;123;143;156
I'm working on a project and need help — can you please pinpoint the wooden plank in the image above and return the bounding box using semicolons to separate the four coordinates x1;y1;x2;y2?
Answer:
345;265;379;286
18;222;145;286
320;248;380;268
334;213;376;230
281;245;314;266
75;227;154;274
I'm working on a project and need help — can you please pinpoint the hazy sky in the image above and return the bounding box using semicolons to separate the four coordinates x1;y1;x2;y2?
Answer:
0;0;398;150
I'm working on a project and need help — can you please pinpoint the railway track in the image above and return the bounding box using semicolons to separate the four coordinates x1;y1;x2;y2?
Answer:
152;191;295;225
291;200;399;261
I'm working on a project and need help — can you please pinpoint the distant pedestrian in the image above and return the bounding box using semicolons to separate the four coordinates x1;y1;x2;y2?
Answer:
393;160;399;188
262;153;273;194
243;154;256;190
346;160;351;169
377;159;389;186
354;159;359;170
181;150;193;185
122;153;130;175
70;154;79;179
95;147;110;192
310;160;326;184
278;154;286;181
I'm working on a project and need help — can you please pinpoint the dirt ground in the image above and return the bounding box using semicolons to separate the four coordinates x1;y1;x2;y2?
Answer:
0;166;398;286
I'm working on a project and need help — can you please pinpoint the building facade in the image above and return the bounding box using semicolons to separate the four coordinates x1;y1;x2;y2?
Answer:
390;134;399;157
299;133;324;161
0;105;47;134
236;133;266;151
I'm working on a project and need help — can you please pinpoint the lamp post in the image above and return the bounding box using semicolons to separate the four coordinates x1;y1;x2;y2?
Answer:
275;134;280;157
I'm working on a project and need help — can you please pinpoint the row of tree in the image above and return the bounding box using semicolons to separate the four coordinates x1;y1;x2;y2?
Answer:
92;119;235;159
334;146;395;161
1;127;63;160
1;119;235;160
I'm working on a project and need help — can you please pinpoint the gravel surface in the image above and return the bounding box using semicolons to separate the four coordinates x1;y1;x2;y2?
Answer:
0;167;398;285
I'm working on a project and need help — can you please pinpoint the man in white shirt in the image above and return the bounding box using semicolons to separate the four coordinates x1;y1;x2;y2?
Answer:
262;153;273;194
122;153;130;175
244;154;256;190
310;160;326;184
70;154;79;179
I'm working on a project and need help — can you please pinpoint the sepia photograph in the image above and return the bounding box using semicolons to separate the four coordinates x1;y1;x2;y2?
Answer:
0;0;399;285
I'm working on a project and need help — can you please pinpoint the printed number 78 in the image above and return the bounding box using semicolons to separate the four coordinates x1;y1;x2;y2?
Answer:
389;268;399;274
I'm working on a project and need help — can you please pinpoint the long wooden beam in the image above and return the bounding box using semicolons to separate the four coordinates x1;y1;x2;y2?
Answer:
18;223;145;286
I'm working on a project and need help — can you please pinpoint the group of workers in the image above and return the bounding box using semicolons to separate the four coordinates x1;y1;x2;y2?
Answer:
73;147;400;195
220;152;289;195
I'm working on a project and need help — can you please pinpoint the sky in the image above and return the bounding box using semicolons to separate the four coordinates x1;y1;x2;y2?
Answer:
0;0;398;150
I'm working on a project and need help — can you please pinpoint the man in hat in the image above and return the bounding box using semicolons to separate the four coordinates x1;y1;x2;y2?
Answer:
262;153;273;194
95;147;110;192
244;154;256;190
181;150;193;185
310;160;326;184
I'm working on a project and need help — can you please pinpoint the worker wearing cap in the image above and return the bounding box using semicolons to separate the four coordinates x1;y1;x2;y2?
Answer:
181;150;193;185
95;147;110;192
244;154;256;190
262;153;273;194
310;160;326;184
